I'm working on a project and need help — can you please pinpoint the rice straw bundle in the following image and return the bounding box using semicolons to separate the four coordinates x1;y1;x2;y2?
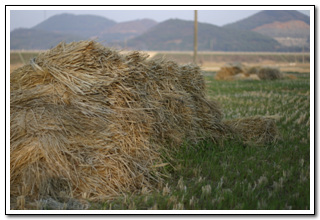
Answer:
10;41;230;208
214;63;244;80
224;116;279;145
257;67;283;80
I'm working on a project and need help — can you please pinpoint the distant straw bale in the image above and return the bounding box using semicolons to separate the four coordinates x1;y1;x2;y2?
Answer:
10;41;231;207
215;64;287;81
214;63;244;80
257;67;283;80
224;116;280;145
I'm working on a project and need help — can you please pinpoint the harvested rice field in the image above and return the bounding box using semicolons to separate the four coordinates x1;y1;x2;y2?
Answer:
9;42;312;212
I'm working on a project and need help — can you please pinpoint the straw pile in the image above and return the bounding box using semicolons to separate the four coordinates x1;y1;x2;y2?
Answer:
215;64;285;81
257;67;283;80
224;116;279;145
10;41;231;208
214;63;246;80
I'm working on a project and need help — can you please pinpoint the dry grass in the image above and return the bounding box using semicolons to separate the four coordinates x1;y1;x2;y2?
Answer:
224;116;280;145
214;63;244;80
257;67;283;80
10;41;232;209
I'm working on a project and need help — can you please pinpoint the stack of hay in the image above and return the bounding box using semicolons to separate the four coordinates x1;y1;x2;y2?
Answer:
214;63;246;80
11;41;233;208
256;66;283;80
215;63;285;81
224;116;279;146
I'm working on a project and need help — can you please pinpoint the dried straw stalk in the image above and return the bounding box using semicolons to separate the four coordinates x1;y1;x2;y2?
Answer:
224;116;280;145
10;41;230;208
214;63;244;80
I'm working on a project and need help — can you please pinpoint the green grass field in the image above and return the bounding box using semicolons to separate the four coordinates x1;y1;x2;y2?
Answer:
87;71;311;210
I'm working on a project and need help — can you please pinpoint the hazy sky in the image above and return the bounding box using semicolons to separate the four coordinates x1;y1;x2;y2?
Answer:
10;8;311;31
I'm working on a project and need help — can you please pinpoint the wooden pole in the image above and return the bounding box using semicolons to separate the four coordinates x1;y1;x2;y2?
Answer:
302;44;305;63
193;10;198;64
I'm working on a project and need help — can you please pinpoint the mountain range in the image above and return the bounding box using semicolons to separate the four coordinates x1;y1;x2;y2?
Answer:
127;19;280;51
223;10;309;30
10;10;310;51
224;10;310;48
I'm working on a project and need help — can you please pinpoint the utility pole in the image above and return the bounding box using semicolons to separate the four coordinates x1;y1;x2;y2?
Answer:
193;10;198;64
302;44;305;64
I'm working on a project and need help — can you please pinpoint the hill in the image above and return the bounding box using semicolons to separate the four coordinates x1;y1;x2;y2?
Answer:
10;28;83;50
127;19;280;51
99;19;157;43
223;10;310;50
11;14;157;50
253;20;310;38
223;10;310;30
33;13;116;39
